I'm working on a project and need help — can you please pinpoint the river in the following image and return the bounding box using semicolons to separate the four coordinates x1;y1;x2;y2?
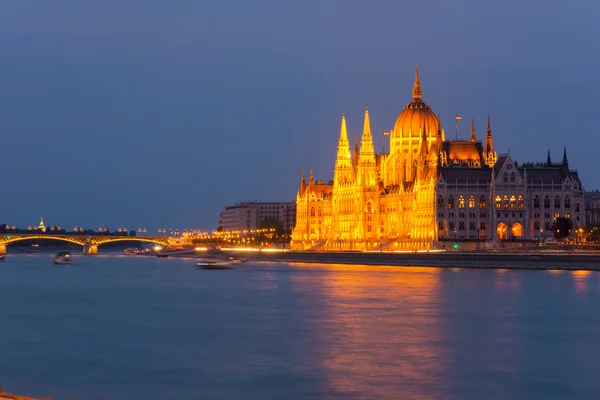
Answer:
0;254;599;399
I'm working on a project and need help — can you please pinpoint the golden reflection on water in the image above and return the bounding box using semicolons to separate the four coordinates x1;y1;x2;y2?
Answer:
290;263;444;399
571;270;592;293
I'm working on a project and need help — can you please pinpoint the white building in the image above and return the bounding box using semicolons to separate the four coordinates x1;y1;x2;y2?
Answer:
219;201;295;233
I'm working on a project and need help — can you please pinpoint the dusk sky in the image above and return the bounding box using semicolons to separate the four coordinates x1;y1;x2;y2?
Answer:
0;1;598;231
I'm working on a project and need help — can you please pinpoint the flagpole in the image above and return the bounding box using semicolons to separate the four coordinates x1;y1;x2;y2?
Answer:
455;117;458;141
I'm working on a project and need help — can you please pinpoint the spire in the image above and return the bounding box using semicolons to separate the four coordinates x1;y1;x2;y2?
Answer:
484;114;496;167
436;113;443;149
562;146;568;165
339;112;349;144
353;134;359;167
363;105;371;137
420;122;428;158
547;149;552;165
470;117;476;142
359;105;375;156
300;170;306;193
309;169;314;185
486;114;492;136
412;60;422;100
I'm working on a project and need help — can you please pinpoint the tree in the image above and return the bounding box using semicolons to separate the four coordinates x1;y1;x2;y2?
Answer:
551;217;572;240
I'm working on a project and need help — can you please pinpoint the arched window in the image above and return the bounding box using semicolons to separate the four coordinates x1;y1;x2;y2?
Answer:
518;195;524;208
554;196;560;208
565;196;571;208
448;196;455;209
510;195;516;208
495;195;501;208
480;195;487;208
437;196;444;208
544;196;550;208
534;196;540;208
367;202;373;213
438;221;445;230
458;195;465;209
310;207;315;217
503;195;509;208
576;203;580;212
317;208;322;217
468;195;475;208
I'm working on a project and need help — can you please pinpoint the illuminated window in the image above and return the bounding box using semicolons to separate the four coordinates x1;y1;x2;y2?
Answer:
438;221;445;230
495;195;501;208
480;221;486;230
518;195;524;208
459;195;465;209
317;209;322;217
437;196;444;208
510;195;516;208
310;207;315;217
448;196;455;209
468;195;475;208
503;195;509;208
480;196;486;208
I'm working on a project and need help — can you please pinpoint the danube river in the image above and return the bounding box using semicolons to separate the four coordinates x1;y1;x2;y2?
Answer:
1;254;599;399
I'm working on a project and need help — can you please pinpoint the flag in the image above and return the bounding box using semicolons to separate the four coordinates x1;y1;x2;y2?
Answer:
455;115;462;121
383;131;390;136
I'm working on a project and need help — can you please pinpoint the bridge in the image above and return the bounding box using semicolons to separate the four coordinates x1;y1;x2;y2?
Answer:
0;234;170;255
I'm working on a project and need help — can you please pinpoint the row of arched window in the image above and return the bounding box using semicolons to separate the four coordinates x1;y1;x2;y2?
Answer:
533;195;576;210
494;195;525;208
439;195;487;209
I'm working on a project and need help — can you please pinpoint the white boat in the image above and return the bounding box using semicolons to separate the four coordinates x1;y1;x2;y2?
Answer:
196;257;242;270
53;251;72;265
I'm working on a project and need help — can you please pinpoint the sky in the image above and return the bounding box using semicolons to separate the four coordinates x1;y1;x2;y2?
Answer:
0;0;599;232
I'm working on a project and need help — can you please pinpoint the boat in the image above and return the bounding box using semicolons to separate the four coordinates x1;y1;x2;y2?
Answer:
196;257;242;270
0;255;5;262
124;248;140;255
53;251;72;265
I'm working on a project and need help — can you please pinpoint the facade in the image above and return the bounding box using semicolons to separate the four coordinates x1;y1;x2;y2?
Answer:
292;64;586;251
585;192;600;226
219;201;295;233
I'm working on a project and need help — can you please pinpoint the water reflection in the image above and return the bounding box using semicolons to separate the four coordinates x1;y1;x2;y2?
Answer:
291;264;444;399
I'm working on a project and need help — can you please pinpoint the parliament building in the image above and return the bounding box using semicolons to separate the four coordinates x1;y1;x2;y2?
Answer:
291;64;586;251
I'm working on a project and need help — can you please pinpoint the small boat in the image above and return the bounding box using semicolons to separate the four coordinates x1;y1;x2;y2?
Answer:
124;248;139;255
0;255;5;262
53;251;72;265
196;257;241;270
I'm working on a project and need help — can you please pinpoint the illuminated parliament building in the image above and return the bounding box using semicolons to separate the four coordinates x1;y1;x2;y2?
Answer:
291;64;586;251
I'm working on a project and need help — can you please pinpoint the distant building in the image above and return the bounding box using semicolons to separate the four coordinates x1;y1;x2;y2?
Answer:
585;191;600;226
219;201;295;233
37;217;46;232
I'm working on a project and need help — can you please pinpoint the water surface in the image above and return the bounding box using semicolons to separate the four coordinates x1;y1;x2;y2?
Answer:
0;254;598;399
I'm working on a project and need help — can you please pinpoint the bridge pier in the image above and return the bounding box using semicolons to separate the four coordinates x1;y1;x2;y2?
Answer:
0;244;5;255
83;243;98;255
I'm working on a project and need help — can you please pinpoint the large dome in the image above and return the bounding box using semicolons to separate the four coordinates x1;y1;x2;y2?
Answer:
392;64;439;138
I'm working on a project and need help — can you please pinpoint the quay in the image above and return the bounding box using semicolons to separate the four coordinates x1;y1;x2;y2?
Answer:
233;249;600;270
0;385;42;400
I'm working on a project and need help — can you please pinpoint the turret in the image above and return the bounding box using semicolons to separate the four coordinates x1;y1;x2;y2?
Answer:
353;134;359;169
300;170;306;194
420;122;429;159
334;113;353;187
309;169;314;186
562;146;568;165
484;114;497;166
436;114;443;150
547;149;552;165
412;61;422;100
357;105;377;186
470;117;476;142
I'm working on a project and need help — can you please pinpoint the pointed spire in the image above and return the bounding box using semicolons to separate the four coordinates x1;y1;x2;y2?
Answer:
486;114;492;136
339;112;349;144
562;146;568;165
363;105;371;137
353;134;359;166
547;148;552;165
419;121;427;156
309;169;314;185
436;113;443;149
412;60;422;100
470;117;476;142
300;170;306;193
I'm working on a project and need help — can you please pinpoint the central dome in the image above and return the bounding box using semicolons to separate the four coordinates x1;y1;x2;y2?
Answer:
392;64;439;138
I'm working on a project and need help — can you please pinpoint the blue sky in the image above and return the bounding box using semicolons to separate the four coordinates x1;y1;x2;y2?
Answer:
0;0;598;231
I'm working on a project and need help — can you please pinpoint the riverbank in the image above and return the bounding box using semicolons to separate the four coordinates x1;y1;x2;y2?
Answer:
219;249;600;270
